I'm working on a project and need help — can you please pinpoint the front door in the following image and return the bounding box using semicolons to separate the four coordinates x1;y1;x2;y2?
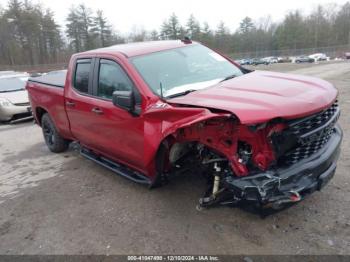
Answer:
65;57;145;172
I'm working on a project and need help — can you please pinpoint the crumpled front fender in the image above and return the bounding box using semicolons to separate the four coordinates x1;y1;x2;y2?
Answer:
142;102;231;179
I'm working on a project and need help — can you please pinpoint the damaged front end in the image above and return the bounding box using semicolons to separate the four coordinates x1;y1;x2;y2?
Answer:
224;125;341;210
163;102;342;213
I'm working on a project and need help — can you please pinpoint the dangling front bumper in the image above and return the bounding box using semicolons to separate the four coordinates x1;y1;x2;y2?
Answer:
223;125;342;209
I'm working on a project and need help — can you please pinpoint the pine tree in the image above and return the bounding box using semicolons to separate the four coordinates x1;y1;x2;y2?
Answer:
66;7;82;52
92;10;112;47
186;14;201;40
215;21;231;52
160;13;181;40
76;4;94;50
200;22;213;45
239;17;255;34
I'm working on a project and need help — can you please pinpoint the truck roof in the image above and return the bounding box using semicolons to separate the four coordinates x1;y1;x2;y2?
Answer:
80;40;197;58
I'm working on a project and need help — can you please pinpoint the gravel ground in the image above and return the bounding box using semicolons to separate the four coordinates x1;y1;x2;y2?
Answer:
0;61;349;255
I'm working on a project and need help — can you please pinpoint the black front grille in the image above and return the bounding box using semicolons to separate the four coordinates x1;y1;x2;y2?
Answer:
277;101;339;166
281;127;334;165
289;102;338;136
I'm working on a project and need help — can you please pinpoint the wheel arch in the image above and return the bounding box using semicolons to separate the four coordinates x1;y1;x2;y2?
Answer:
35;106;48;126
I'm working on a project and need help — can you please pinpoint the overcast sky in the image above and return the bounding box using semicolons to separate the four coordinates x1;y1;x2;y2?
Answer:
0;0;348;34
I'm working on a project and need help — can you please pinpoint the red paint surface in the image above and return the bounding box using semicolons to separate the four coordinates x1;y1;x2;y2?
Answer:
168;70;338;124
27;41;338;181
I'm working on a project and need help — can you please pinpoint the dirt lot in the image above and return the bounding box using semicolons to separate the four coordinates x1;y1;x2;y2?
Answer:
0;61;349;255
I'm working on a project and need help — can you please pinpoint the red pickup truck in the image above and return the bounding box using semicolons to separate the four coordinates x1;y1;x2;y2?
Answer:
27;40;342;212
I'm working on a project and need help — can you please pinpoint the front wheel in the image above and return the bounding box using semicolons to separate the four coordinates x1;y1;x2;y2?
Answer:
41;113;69;153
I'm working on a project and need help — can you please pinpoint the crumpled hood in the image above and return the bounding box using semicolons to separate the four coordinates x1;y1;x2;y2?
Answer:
0;90;29;104
167;70;338;124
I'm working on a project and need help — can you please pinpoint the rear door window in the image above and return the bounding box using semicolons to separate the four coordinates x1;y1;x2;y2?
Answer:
74;59;92;93
97;59;133;99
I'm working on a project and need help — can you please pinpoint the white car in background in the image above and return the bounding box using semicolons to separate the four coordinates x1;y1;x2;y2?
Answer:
262;56;278;64
0;73;33;123
309;53;328;62
0;71;29;79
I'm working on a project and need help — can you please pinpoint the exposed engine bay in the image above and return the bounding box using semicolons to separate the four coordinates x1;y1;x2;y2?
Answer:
158;102;342;215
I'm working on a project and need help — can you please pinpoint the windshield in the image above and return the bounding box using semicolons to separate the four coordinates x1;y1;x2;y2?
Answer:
0;77;28;92
131;44;243;98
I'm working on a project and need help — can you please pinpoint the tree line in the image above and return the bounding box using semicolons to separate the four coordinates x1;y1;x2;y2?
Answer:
0;0;350;66
0;0;63;65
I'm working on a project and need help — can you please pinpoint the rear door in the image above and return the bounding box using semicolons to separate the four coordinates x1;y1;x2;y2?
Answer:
65;58;97;146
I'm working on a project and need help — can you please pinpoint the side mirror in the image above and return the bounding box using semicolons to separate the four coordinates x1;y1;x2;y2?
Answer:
112;90;135;112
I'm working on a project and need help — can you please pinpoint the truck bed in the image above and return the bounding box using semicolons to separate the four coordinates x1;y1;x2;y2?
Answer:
28;70;67;88
26;69;72;139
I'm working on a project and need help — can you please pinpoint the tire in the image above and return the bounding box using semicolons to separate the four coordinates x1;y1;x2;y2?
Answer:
41;113;69;153
150;142;170;188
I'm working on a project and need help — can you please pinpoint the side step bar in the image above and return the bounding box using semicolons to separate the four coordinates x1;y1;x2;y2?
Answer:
80;147;152;186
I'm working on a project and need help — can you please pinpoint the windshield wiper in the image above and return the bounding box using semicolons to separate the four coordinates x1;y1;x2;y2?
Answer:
165;89;197;99
219;74;237;83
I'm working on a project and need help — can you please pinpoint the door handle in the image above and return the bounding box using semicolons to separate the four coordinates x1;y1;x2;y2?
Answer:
66;101;75;107
91;107;104;115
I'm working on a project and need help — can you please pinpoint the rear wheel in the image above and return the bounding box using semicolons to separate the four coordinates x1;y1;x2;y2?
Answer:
41;113;69;153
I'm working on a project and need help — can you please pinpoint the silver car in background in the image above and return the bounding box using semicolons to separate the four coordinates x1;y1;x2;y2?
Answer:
0;73;32;123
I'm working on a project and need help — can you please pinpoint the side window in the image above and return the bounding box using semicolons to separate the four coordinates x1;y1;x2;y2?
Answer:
74;59;91;93
97;60;133;99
